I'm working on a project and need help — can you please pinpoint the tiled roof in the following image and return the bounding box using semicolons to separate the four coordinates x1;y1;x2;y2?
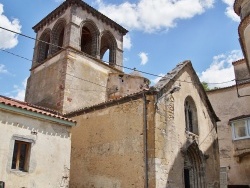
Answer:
65;90;156;117
153;60;189;91
153;60;220;122
0;95;76;123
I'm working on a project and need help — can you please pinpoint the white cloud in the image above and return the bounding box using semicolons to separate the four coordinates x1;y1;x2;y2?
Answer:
222;0;240;22
9;78;27;101
0;64;8;74
151;73;165;84
96;0;214;33
138;52;148;65
0;4;21;49
199;50;243;88
123;34;132;50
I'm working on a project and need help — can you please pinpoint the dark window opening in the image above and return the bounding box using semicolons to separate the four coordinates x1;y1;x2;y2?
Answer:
11;141;31;172
0;181;5;188
184;97;198;135
81;27;92;55
44;39;50;58
57;28;65;51
188;108;193;132
184;169;190;188
51;21;65;55
38;31;51;63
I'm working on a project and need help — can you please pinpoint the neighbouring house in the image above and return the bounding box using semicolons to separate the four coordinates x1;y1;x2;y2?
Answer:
0;95;75;188
207;62;250;187
206;1;250;187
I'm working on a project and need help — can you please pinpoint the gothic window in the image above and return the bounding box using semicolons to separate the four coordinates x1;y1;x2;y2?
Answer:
184;96;198;135
37;29;51;63
51;19;66;55
80;20;99;57
100;31;117;66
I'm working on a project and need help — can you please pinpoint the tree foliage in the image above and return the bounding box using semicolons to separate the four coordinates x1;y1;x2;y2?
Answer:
202;82;210;91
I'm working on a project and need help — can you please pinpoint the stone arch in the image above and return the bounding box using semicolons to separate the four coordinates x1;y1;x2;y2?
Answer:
100;30;117;66
51;19;66;55
80;20;100;57
184;142;205;188
37;28;51;63
184;96;199;135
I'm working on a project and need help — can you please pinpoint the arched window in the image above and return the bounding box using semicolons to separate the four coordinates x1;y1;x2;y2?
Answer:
51;19;66;55
37;29;51;63
184;96;198;135
100;31;117;65
80;20;99;57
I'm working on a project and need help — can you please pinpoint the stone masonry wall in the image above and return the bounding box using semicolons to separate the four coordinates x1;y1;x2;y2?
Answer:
155;67;220;188
70;98;147;188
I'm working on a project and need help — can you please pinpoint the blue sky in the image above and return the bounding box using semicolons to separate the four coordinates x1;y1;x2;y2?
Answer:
0;0;243;100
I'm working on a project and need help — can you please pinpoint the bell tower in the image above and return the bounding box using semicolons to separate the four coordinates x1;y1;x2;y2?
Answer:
234;0;250;72
25;0;128;113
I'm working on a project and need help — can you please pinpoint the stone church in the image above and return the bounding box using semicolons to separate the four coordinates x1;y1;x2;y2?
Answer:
21;0;220;187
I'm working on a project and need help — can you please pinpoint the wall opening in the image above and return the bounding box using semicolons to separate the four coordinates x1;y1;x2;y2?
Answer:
184;168;191;188
183;142;205;188
102;49;110;62
81;27;92;55
100;31;116;65
184;96;199;135
37;30;51;63
51;20;66;55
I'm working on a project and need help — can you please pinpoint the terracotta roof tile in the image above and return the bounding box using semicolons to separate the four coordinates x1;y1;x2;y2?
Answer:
0;95;76;123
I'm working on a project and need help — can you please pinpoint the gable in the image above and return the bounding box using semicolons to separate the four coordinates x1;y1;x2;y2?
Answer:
153;60;219;123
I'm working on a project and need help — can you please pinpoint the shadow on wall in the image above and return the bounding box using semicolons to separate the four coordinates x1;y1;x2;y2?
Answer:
166;138;220;188
0;119;70;138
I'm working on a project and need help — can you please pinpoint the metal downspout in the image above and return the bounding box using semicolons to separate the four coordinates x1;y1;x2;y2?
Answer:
143;92;149;188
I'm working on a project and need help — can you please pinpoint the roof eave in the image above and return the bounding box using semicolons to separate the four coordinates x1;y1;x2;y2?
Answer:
0;103;76;127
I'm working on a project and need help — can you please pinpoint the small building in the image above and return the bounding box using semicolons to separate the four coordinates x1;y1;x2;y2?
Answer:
207;60;250;187
0;95;75;188
66;61;220;188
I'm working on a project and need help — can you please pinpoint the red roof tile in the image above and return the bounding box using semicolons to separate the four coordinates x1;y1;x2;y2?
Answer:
0;95;76;123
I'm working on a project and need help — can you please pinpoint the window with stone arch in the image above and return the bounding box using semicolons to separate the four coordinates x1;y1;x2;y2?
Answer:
51;19;66;55
184;96;199;135
37;29;51;63
100;31;117;66
80;20;99;57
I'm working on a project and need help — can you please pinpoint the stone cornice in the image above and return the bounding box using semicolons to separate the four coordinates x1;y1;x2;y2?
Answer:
232;58;245;66
32;0;128;35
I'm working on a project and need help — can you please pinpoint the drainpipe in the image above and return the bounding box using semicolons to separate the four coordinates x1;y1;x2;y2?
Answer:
143;92;149;188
